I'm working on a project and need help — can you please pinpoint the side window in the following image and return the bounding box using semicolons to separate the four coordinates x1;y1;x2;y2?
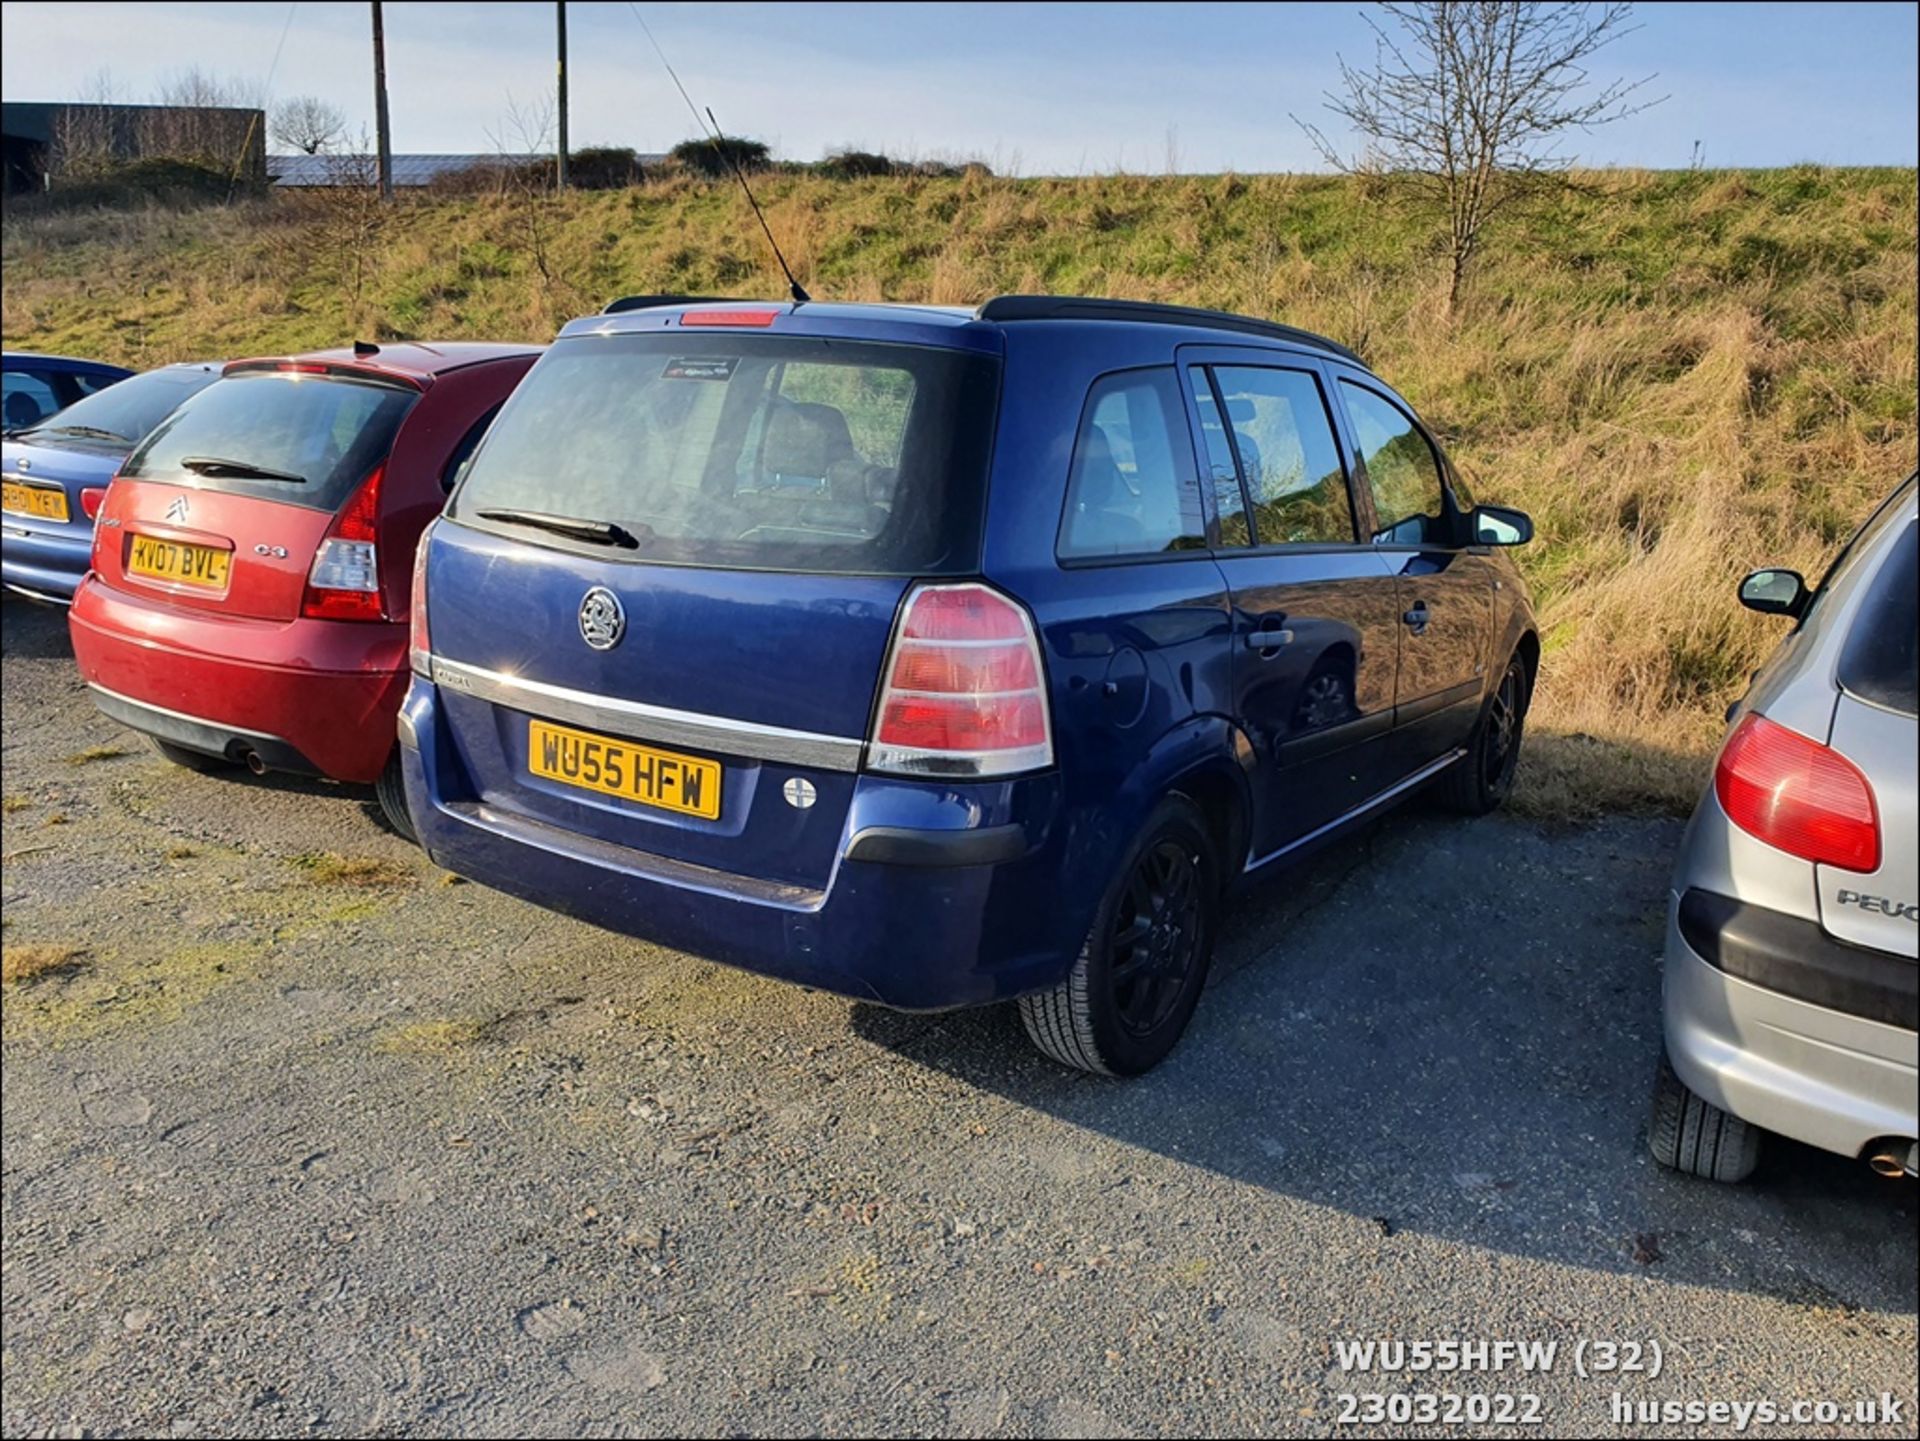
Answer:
441;403;504;492
1211;366;1353;545
1188;368;1250;547
71;372;118;398
1058;369;1207;561
1339;382;1446;546
3;370;61;431
1836;520;1918;716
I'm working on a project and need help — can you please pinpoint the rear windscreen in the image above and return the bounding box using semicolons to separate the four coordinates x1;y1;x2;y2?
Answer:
19;366;220;449
448;332;1001;574
121;371;416;512
1837;519;1917;715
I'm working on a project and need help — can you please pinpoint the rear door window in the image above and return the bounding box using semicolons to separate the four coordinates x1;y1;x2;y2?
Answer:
1340;381;1447;545
3;370;61;430
1837;519;1918;715
451;332;1000;575
1210;366;1353;545
121;371;416;511
1058;369;1206;560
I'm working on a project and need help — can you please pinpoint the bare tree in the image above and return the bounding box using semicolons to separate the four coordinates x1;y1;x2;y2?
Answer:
272;96;348;155
1298;2;1659;309
487;96;566;309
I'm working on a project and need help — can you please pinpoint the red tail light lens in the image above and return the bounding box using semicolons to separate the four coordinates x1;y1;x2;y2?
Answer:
1715;713;1880;872
79;486;108;520
680;308;779;327
408;521;433;675
868;583;1052;777
301;463;385;621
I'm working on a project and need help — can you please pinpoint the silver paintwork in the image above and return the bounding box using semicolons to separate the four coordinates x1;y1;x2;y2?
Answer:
1663;476;1918;1161
426;656;865;773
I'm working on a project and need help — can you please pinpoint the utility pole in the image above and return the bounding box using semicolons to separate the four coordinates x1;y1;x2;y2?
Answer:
371;0;393;201
555;1;569;191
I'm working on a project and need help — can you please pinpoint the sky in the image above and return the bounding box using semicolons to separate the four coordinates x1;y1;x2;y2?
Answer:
2;1;1916;173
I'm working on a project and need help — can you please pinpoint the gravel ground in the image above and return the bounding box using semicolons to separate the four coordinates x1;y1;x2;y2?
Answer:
2;592;1914;1440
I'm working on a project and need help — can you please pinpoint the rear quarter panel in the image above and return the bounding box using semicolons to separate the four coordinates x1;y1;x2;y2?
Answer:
380;356;538;610
983;324;1249;940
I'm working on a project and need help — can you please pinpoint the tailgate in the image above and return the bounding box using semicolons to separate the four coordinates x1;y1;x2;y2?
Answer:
424;520;906;892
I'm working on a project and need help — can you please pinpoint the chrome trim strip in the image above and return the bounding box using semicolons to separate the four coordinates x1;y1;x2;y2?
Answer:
86;682;288;743
1243;747;1468;874
427;655;865;772
3;582;74;606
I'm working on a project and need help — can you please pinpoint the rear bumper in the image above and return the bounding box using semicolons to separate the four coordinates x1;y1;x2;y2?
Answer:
400;678;1075;1011
1;525;91;602
1663;888;1919;1160
68;576;407;783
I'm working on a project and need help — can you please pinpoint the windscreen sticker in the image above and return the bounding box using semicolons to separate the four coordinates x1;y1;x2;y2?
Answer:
662;356;738;381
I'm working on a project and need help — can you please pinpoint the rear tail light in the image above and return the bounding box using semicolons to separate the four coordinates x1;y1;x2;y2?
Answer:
301;463;385;621
867;582;1052;777
79;486;108;520
408;521;433;674
1715;713;1880;872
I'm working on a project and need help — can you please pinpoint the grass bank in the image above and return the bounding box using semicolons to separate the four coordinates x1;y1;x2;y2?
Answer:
4;165;1914;816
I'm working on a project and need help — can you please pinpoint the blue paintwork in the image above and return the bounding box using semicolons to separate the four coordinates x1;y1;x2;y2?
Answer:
404;301;1537;1009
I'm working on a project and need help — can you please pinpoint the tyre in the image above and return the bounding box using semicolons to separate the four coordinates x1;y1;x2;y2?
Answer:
147;734;231;773
1435;649;1529;815
1019;795;1219;1076
374;751;418;844
1647;1050;1761;1182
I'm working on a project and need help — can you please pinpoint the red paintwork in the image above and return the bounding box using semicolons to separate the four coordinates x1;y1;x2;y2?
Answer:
67;343;540;784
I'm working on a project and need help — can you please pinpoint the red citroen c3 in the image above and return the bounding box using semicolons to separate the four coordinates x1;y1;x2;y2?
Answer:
68;342;540;839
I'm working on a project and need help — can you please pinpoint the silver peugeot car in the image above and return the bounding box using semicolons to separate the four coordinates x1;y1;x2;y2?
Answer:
1651;472;1917;1182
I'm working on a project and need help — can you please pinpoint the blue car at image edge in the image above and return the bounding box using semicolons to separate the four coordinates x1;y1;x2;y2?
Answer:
2;362;222;603
401;295;1539;1074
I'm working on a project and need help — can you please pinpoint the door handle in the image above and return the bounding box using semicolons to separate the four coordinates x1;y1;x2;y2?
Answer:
1402;603;1430;635
1246;627;1294;652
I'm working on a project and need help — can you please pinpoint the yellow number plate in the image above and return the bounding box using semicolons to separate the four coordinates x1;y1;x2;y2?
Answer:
128;534;231;589
527;719;722;820
2;480;70;522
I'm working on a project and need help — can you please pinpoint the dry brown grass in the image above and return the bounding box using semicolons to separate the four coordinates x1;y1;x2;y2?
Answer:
4;166;1912;816
2;943;88;985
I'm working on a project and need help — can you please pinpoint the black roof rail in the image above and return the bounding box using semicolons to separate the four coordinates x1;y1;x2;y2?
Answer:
602;294;754;315
973;295;1364;367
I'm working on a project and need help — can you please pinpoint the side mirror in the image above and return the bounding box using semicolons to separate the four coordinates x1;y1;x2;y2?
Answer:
1469;504;1532;546
1738;567;1808;618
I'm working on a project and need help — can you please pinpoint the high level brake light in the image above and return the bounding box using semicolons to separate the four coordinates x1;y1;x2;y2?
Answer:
1714;712;1880;872
679;309;779;327
867;583;1053;778
301;463;386;621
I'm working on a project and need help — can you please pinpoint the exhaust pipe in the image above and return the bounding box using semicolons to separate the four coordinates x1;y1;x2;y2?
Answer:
1866;1142;1916;1180
240;748;267;776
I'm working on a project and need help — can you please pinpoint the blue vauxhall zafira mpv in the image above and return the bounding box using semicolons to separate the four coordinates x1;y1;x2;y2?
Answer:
400;295;1539;1074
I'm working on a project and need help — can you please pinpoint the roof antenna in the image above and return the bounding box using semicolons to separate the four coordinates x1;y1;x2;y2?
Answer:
627;4;810;304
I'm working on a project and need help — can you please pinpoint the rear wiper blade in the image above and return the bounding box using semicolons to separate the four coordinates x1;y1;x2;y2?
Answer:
47;424;133;443
474;507;640;549
180;455;306;483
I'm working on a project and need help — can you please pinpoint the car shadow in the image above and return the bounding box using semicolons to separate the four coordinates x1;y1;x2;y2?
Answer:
0;591;76;659
852;806;1919;1316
